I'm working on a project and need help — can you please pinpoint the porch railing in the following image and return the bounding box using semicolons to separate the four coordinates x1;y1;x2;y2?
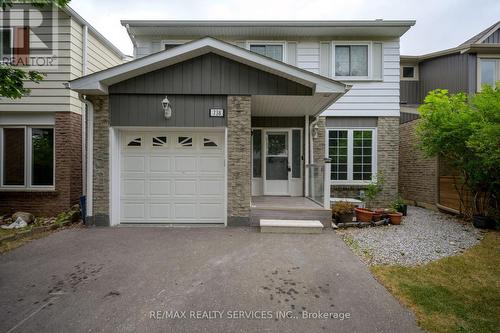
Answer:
306;159;331;209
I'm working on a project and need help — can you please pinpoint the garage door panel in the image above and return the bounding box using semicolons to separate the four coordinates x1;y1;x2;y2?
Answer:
199;156;224;173
149;180;171;195
174;157;197;172
122;202;145;219
174;203;197;219
199;203;224;218
150;156;171;172
149;203;171;218
174;180;197;195
122;180;146;196
123;156;145;172
199;180;224;195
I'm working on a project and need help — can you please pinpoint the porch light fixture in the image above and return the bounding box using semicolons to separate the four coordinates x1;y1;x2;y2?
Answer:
162;96;172;119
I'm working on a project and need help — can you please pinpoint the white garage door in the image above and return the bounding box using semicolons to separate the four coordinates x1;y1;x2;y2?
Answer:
120;131;225;224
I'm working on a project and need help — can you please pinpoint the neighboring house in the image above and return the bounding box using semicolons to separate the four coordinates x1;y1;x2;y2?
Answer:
398;21;500;212
70;20;414;226
0;5;126;216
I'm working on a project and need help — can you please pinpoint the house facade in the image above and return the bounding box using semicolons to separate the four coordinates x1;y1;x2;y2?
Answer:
70;20;414;226
398;21;500;211
0;5;126;216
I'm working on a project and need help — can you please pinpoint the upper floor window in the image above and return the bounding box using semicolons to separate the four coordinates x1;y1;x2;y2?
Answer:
334;45;368;77
479;58;499;88
249;44;283;61
1;28;13;63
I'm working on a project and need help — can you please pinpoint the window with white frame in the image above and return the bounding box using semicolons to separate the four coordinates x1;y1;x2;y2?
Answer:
334;45;369;77
327;129;376;183
1;28;13;63
1;126;54;188
401;66;416;79
249;43;284;61
479;58;500;88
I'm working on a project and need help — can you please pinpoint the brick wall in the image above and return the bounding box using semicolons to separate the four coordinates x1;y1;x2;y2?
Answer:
399;119;438;208
227;96;252;225
0;112;82;216
88;95;110;226
312;117;326;164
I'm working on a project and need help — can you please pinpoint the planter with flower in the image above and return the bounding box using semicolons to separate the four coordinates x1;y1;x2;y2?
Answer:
332;202;356;224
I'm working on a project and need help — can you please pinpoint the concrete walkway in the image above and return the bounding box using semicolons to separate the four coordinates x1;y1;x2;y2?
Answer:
0;227;421;333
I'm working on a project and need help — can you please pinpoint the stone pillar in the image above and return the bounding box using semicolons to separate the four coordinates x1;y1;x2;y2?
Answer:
312;117;326;164
227;96;252;226
88;95;110;226
373;116;400;207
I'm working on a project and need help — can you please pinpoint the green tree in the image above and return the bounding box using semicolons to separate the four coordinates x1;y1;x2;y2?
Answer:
0;0;70;99
417;85;500;217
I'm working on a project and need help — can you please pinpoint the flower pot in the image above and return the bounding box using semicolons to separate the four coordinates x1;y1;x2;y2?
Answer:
397;204;408;216
355;208;373;223
472;215;495;229
338;212;355;224
373;208;385;221
388;212;403;225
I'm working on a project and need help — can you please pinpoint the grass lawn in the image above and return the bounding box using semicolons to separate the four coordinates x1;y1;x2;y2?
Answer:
371;231;500;333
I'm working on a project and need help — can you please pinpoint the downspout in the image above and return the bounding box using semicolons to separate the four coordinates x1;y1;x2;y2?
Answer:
80;95;94;224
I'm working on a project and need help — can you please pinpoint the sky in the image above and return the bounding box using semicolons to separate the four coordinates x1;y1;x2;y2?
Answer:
70;0;500;56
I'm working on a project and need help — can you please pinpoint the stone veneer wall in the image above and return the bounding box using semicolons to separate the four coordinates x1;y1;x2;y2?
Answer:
88;96;110;226
399;119;438;208
326;116;399;208
312;117;326;164
227;96;252;225
0;112;82;216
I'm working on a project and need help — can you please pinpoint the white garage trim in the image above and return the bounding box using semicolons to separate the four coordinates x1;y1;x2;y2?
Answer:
112;127;227;225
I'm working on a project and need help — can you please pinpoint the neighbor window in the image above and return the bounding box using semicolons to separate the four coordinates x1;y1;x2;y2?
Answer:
335;45;368;77
402;66;415;78
1;126;54;188
1;28;13;63
479;58;499;88
328;129;376;183
249;44;284;61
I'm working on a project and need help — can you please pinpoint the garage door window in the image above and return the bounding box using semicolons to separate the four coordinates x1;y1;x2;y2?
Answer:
203;137;218;147
152;136;167;147
178;136;193;147
126;137;142;147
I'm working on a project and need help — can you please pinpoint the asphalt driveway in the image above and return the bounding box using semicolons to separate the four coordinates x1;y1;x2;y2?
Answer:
0;227;420;333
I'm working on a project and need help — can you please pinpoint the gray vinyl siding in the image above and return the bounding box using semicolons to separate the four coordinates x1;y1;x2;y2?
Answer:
400;81;419;104
109;53;312;96
325;117;377;128
251;117;305;128
483;28;500;43
110;94;227;127
400;112;420;124
418;53;471;101
400;53;477;105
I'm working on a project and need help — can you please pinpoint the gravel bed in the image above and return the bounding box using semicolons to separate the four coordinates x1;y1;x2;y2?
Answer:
338;206;484;266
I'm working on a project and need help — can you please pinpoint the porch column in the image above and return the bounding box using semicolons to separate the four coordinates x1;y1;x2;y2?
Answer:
227;96;252;226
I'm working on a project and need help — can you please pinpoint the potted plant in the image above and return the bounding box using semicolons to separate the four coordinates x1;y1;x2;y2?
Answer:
363;173;385;208
354;207;374;223
332;202;355;224
390;196;408;216
387;209;403;225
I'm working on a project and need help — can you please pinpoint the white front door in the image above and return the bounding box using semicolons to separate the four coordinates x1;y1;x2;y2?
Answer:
264;131;290;195
120;131;225;224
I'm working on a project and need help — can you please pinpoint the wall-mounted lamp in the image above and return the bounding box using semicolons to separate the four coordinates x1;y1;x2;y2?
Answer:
162;96;172;119
313;124;319;139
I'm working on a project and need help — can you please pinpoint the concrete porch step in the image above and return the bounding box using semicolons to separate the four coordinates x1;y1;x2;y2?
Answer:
260;219;323;234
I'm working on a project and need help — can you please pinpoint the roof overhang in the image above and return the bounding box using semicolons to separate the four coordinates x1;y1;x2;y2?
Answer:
69;36;350;98
121;20;415;40
402;43;500;62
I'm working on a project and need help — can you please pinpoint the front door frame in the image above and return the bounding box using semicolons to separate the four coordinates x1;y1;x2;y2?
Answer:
251;127;303;196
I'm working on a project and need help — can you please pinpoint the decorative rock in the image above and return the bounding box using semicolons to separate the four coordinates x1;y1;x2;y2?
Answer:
12;212;35;225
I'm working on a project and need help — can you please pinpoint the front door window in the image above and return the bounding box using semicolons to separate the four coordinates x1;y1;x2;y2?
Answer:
266;132;288;180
